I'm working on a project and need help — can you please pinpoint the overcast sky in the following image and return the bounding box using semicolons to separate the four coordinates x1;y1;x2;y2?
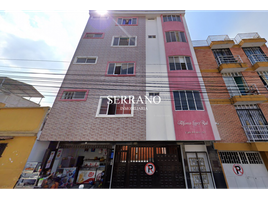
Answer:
1;1;268;107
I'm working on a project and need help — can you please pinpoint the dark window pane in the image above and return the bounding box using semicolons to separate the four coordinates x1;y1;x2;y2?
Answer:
121;64;128;74
94;34;103;38
180;32;186;42
132;18;137;24
128;63;134;74
77;58;86;63
173;91;181;110
113;37;119;46
181;63;187;70
170;63;175;70
170;32;176;42
86;58;96;63
73;92;86;99
175;63;181;70
163;16;168;22
100;98;108;114
186;57;193;70
117;18;122;24
168;15;172;21
186;91;195;110
176;15;181;22
107;63;115;74
119;38;129;45
108;98;116;115
166;32;171;42
193;91;203;110
114;66;121;74
130;37;136;45
180;91;188;110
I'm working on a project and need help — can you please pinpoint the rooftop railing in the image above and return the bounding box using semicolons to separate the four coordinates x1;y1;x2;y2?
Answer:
206;35;231;44
234;32;261;44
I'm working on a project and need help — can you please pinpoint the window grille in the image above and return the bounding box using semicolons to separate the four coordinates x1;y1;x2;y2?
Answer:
219;151;263;164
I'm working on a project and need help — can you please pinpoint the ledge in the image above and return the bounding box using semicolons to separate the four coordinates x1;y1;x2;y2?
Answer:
218;63;248;73
209;40;235;49
252;61;268;71
238;38;267;47
230;95;267;105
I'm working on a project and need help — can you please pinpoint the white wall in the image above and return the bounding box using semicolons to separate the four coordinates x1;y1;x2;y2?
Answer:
145;15;175;140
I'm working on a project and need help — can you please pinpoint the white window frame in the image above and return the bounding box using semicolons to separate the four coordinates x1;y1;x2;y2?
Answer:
173;90;204;111
111;36;137;47
165;31;186;43
107;62;135;75
74;56;98;64
169;56;193;70
163;15;181;22
117;17;137;25
61;91;87;100
96;96;134;117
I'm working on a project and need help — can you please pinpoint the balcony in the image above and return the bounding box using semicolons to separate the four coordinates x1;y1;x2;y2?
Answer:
235;32;267;47
207;35;235;49
247;54;268;71
228;84;267;105
242;125;268;142
216;55;248;73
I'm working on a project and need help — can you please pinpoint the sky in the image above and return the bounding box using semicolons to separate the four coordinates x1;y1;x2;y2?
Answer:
1;1;268;107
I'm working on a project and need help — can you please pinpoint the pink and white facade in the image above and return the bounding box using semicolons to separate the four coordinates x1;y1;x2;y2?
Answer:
36;10;226;189
145;11;219;141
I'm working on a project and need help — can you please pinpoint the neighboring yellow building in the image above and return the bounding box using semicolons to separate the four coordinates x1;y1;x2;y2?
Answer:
0;77;49;188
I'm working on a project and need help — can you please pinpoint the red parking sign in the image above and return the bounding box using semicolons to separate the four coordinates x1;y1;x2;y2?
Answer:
232;164;244;176
145;162;155;175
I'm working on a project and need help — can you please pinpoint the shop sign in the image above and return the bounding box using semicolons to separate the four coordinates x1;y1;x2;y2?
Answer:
145;162;155;175
55;149;63;160
232;164;244;176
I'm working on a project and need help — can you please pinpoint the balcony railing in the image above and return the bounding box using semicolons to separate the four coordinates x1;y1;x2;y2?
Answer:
234;32;261;44
206;35;231;44
242;125;268;142
227;84;259;97
216;55;243;66
248;54;268;65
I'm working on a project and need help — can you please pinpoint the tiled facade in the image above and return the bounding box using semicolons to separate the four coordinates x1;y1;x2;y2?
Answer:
40;14;147;141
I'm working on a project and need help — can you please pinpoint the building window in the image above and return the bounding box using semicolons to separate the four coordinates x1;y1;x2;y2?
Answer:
163;15;181;22
222;73;258;97
149;92;159;97
243;47;268;65
74;57;97;64
186;152;215;189
96;96;133;117
60;90;88;101
0;143;7;157
169;56;193;70
258;71;268;90
91;16;109;20
148;35;156;38
84;33;104;39
212;48;236;66
165;31;186;43
107;62;135;75
117;17;137;25
173;90;203;111
219;151;263;164
236;104;268;141
112;36;137;46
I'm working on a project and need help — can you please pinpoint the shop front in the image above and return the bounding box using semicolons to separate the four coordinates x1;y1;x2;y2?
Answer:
26;141;226;189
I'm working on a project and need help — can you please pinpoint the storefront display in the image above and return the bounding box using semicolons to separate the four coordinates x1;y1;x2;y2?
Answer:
37;146;110;189
15;162;41;188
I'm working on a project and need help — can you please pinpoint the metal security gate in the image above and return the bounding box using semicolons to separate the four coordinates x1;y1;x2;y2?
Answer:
111;144;186;188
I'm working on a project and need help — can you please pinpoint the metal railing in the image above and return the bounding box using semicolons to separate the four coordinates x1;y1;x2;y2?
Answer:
242;125;268;142
227;84;260;97
247;54;268;65
216;55;243;66
206;35;231;44
234;32;261;44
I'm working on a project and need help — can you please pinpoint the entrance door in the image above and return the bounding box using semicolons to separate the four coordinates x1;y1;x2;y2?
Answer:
111;145;186;188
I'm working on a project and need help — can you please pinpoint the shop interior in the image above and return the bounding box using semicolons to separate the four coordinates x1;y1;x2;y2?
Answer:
37;146;113;189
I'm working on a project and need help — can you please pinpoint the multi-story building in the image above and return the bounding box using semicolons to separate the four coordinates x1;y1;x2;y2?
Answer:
0;77;49;188
193;32;268;188
37;10;225;189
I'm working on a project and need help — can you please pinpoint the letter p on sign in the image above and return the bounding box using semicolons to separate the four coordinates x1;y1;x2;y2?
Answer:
145;162;156;175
